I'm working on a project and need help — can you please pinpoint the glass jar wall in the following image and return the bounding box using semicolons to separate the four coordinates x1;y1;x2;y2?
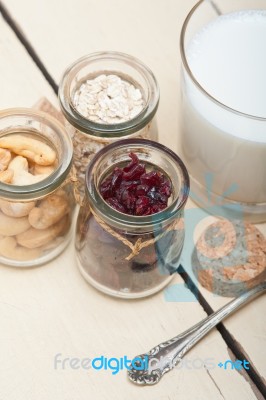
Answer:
59;51;160;199
180;0;266;222
75;139;189;298
0;109;75;267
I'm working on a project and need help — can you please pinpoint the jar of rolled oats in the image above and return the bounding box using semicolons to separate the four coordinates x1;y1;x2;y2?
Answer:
58;51;160;198
0;108;75;267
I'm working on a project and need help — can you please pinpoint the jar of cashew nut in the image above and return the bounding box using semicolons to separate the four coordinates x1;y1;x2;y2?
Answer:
0;109;75;267
58;51;160;199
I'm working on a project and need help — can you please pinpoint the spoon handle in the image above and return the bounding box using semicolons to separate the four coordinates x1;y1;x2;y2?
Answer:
128;282;266;385
174;281;266;354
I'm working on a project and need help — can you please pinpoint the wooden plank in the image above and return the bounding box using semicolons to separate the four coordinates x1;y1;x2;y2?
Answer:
5;0;265;386
2;0;196;151
0;3;264;400
0;15;56;108
179;201;266;383
0;261;262;400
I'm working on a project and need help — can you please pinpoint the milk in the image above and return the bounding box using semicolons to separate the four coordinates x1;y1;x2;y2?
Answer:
181;10;266;205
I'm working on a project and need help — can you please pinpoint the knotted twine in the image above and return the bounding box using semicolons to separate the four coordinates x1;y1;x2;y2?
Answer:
88;206;184;261
65;156;184;261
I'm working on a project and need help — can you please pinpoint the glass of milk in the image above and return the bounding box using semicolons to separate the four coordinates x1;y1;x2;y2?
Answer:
180;0;266;222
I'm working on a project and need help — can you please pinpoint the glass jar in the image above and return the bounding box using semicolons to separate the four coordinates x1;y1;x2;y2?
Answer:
75;139;189;298
180;0;266;223
58;51;160;199
0;108;75;267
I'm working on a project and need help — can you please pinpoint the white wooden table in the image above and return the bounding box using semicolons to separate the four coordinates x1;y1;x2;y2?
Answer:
0;1;265;399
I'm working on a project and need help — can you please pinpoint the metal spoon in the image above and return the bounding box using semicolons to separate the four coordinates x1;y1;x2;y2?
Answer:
128;281;266;385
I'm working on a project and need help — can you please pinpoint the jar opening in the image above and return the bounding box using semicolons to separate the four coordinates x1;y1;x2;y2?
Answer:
59;51;160;137
71;70;149;125
0;108;73;201
85;139;190;230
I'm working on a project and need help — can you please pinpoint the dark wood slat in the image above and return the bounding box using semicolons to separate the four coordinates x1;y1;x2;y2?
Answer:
177;266;266;398
0;0;58;94
0;1;264;397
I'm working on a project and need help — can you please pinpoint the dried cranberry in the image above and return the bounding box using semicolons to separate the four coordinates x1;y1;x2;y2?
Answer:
148;189;168;205
99;177;112;199
140;171;161;187
142;207;152;216
159;180;172;198
135;196;150;215
136;184;149;196
123;152;138;172
151;204;166;214
106;198;126;213
121;180;139;191
123;163;146;181
110;168;123;194
99;152;172;216
121;190;136;211
116;185;135;204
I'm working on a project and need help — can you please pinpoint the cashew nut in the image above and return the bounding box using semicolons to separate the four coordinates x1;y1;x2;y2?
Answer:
0;134;56;165
8;156;49;185
29;193;69;229
16;215;69;248
0;149;11;171
34;163;56;175
0;199;36;218
0;236;41;261
41;236;64;251
0;211;31;236
0;170;13;183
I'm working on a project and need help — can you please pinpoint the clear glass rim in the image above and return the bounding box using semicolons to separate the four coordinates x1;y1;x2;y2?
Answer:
58;51;160;137
85;138;190;229
180;0;266;122
0;108;73;201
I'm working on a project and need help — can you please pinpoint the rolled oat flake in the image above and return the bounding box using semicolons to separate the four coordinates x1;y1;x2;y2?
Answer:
73;74;144;124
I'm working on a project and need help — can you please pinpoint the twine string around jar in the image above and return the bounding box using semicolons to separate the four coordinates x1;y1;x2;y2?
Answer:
70;121;152;203
67;160;184;260
89;207;184;261
65;121;152;207
61;165;84;206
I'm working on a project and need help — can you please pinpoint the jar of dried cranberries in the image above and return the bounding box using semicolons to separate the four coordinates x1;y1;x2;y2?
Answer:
58;51;160;199
75;139;189;298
